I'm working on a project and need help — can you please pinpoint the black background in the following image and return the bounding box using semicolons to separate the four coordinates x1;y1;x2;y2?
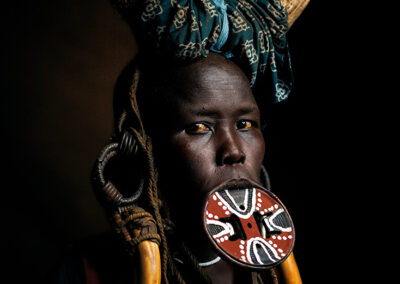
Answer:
1;1;370;283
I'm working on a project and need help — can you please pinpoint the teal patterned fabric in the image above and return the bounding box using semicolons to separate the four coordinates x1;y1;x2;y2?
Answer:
112;0;293;103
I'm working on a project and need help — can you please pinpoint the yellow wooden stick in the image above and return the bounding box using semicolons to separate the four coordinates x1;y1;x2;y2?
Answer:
134;227;161;284
137;241;161;284
280;252;302;284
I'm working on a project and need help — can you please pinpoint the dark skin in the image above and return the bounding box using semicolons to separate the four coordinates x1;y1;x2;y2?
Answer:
154;53;266;283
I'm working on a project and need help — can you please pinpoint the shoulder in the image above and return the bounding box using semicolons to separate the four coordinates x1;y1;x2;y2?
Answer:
48;232;139;284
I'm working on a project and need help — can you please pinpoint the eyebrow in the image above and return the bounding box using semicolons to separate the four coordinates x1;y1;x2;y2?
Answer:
190;106;259;117
236;107;259;115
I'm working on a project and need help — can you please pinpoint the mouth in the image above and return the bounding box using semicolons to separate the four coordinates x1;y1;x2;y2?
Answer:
212;178;264;193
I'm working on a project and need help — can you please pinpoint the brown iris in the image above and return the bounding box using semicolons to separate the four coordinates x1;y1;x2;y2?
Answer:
237;120;253;130
185;123;209;134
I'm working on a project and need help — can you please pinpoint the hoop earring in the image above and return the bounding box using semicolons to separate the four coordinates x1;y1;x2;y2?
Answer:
92;132;144;208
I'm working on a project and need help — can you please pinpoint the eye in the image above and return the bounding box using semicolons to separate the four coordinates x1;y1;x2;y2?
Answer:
236;120;255;130
185;123;210;134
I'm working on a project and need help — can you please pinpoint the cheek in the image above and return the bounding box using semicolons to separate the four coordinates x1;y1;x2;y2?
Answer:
257;135;266;160
169;135;215;180
246;133;266;167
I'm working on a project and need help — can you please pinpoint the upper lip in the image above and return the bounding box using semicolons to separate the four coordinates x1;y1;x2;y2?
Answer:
212;178;263;193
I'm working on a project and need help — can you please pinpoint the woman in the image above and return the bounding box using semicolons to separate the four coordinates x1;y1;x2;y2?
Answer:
51;0;308;283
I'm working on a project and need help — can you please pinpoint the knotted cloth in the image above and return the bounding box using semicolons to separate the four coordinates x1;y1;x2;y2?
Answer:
111;0;293;103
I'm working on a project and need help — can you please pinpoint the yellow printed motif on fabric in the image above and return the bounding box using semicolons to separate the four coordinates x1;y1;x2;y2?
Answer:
258;30;270;54
229;11;250;33
141;0;164;22
249;71;258;87
177;38;209;58
275;80;290;102
242;40;259;65
173;4;189;29
190;10;200;31
200;0;218;17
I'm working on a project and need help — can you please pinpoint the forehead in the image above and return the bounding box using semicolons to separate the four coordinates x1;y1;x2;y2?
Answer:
172;56;258;110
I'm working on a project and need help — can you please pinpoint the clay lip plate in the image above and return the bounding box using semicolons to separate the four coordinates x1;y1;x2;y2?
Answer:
202;183;295;269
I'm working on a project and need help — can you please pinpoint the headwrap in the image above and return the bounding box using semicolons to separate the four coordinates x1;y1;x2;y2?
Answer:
111;0;294;103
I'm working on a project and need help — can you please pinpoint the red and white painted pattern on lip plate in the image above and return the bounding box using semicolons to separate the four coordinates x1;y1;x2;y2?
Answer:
204;187;294;268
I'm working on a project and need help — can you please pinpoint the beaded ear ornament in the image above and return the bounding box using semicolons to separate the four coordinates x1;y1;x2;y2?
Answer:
203;185;295;269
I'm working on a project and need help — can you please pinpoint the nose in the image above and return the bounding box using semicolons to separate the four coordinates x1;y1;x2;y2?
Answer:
216;127;245;166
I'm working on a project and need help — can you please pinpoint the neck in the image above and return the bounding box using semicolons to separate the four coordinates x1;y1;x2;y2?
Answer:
177;235;252;284
184;233;218;263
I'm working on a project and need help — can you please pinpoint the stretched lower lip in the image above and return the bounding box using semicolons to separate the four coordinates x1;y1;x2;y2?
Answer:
213;178;263;192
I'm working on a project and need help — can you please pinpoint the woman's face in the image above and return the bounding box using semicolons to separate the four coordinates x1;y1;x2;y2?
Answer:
155;54;265;242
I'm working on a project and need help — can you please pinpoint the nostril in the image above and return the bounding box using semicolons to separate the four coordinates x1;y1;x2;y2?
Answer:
222;151;245;165
222;153;245;165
